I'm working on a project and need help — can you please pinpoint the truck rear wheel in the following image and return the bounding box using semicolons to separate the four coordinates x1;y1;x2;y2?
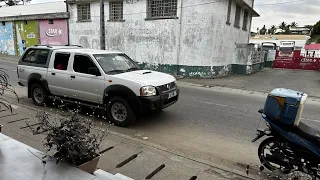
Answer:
31;84;48;106
106;97;136;127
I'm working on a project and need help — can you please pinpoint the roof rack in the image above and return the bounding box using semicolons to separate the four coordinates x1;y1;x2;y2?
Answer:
65;44;83;48
34;44;53;48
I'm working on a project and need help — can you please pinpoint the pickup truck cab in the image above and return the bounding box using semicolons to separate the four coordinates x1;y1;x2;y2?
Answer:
17;45;179;126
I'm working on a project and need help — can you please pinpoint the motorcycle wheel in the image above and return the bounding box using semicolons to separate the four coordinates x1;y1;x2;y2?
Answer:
258;137;292;173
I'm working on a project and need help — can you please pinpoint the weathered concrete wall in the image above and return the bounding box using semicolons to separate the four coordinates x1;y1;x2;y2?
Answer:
178;0;251;77
232;43;264;74
69;0;253;77
69;2;100;49
0;22;15;55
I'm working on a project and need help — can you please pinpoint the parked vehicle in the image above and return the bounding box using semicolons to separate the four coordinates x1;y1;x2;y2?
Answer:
262;42;277;51
17;45;179;126
279;41;295;51
252;88;320;179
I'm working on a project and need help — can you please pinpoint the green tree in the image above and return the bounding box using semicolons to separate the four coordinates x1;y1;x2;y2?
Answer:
279;22;287;30
290;22;298;27
284;25;291;34
270;25;276;35
311;21;320;37
307;21;320;44
260;25;267;35
0;0;30;6
304;25;314;31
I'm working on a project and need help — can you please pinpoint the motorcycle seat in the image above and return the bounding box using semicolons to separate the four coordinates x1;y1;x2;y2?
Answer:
296;122;320;144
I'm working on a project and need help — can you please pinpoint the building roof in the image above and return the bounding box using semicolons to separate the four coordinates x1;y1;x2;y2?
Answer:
305;44;320;50
0;1;66;17
235;0;260;17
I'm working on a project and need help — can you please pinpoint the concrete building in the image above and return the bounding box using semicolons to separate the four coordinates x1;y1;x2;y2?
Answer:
0;2;69;55
68;0;260;77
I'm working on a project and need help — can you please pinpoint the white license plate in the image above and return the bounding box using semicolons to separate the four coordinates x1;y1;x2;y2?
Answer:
168;91;177;99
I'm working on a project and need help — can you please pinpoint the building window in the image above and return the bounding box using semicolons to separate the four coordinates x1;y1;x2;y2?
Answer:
242;10;248;31
226;0;232;25
1;22;5;26
147;0;178;20
49;19;54;24
234;4;241;28
77;4;91;22
109;1;124;21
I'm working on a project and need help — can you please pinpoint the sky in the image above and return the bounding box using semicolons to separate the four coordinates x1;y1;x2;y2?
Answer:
1;0;319;32
252;0;320;31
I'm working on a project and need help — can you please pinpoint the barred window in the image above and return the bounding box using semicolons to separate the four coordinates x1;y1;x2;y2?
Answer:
226;0;232;24
77;4;91;22
109;1;124;21
147;0;178;19
242;10;248;31
234;4;241;28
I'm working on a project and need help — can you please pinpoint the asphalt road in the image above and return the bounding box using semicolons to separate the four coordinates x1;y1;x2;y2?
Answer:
2;60;320;169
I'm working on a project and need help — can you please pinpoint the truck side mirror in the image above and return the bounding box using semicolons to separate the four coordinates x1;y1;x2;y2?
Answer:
88;67;100;76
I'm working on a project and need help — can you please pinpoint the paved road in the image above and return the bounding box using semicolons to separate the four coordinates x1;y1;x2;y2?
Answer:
3;60;320;170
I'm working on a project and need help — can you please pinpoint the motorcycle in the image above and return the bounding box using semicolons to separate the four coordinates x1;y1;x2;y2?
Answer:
252;89;320;179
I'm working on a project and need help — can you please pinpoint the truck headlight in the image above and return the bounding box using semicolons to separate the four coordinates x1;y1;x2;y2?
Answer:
140;86;156;96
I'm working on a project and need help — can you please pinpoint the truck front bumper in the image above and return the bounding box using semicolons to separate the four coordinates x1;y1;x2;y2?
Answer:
138;89;179;111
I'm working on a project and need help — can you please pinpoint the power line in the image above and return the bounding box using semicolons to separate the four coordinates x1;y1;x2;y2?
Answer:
255;0;305;6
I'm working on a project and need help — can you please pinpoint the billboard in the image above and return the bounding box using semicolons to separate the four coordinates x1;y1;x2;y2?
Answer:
39;19;68;46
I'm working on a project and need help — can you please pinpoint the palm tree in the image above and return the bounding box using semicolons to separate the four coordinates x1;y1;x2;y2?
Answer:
270;25;276;35
279;22;287;30
291;22;298;27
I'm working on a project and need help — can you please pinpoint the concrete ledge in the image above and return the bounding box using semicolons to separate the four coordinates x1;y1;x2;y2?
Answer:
232;62;264;75
0;54;20;62
94;169;134;180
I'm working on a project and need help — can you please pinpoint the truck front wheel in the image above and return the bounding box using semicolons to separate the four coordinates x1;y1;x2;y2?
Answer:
106;97;136;127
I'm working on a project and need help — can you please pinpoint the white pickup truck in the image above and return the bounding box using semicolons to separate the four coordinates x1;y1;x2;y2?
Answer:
17;45;179;126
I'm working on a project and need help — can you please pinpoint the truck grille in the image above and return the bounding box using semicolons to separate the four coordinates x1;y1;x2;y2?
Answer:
157;82;176;93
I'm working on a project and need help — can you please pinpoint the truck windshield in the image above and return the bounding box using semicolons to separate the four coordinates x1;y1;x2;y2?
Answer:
94;54;140;74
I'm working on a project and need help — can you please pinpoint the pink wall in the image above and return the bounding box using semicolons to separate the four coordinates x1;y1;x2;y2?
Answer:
39;19;68;45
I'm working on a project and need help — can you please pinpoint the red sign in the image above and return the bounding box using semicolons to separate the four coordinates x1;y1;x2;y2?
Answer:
274;50;320;70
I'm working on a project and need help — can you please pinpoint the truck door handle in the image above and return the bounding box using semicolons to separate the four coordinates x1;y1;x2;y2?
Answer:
51;72;55;75
70;75;75;79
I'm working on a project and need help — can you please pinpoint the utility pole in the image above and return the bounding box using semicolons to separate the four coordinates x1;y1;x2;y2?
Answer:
100;0;106;50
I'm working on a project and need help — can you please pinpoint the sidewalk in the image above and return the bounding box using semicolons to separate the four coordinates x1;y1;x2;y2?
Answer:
0;99;269;180
180;68;320;98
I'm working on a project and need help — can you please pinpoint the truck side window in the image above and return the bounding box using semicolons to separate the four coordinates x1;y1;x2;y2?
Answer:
54;53;70;70
73;55;99;75
22;49;49;65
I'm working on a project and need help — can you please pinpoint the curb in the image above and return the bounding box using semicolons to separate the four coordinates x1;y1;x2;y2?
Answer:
176;81;320;103
0;55;20;62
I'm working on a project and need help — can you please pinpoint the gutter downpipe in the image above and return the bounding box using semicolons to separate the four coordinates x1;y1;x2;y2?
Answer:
176;0;183;76
66;0;70;45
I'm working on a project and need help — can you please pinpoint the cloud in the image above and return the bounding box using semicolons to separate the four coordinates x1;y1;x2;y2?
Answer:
252;0;320;31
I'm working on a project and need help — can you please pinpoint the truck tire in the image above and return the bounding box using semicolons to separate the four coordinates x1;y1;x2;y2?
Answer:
31;84;48;106
106;96;136;127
